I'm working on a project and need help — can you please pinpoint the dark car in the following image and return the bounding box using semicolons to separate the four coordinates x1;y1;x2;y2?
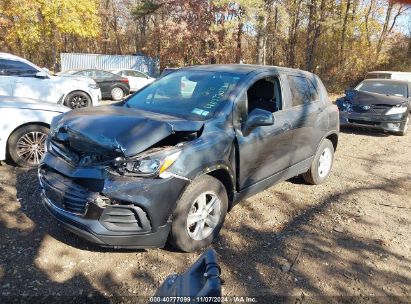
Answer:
337;79;410;135
59;69;130;101
39;64;339;252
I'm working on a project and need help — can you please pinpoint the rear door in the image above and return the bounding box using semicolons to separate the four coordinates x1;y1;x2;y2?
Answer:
235;73;294;189
284;74;327;165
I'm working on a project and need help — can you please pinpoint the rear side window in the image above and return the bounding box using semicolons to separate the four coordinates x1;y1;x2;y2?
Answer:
95;70;114;78
0;59;38;76
287;75;318;106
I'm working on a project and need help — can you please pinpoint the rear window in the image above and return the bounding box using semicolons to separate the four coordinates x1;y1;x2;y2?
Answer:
287;75;318;106
365;73;391;79
356;81;407;97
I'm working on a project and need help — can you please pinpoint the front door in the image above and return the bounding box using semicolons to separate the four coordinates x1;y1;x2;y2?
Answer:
235;74;294;189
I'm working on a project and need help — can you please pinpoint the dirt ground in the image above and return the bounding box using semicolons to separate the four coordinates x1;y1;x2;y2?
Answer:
0;126;410;303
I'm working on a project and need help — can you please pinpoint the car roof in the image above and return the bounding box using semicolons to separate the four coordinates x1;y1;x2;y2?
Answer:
180;64;313;76
361;79;409;85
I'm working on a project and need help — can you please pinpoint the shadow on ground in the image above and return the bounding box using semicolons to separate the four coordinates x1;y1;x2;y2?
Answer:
0;165;410;303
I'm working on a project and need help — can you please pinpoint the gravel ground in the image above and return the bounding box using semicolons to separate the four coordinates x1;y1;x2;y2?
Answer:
0;127;410;303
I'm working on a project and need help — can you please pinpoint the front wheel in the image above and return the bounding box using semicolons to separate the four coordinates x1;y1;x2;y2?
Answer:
7;125;49;167
169;175;228;252
303;139;334;185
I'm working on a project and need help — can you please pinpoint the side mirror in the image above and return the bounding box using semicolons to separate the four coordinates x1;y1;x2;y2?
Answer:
35;71;49;79
243;108;274;133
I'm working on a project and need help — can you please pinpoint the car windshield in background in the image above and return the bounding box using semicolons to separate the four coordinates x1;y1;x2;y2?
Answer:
125;70;243;120
356;81;407;97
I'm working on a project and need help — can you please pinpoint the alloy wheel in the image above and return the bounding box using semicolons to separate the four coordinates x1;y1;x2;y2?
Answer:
16;131;47;165
69;95;88;108
186;192;221;241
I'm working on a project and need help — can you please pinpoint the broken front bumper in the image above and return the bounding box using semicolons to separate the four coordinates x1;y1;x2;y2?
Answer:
339;111;407;132
39;153;189;248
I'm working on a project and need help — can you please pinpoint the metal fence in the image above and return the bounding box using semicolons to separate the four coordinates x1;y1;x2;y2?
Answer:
60;53;159;77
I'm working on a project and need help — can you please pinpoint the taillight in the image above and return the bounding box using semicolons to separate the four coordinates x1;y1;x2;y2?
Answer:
120;78;129;83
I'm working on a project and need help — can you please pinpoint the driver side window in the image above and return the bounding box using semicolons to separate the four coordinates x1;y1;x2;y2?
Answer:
235;76;282;126
247;77;281;114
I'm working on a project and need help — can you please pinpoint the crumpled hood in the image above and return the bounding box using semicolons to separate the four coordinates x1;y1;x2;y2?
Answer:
51;106;204;157
346;90;408;106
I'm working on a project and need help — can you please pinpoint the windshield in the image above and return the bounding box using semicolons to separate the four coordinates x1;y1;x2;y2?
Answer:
356;81;408;97
125;70;243;120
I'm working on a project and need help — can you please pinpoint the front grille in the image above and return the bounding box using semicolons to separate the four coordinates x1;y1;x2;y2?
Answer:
50;140;112;166
348;119;381;126
351;104;391;115
39;167;97;215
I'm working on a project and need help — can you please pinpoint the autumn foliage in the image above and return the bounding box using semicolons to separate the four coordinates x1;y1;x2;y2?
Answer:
0;0;410;92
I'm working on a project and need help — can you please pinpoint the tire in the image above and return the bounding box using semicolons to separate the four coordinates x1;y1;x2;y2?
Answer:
111;86;125;101
168;175;228;252
7;124;49;167
64;91;91;109
303;139;334;185
396;114;410;136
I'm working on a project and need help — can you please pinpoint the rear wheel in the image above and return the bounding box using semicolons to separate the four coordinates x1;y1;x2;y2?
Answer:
64;91;91;109
8;125;49;167
111;87;125;101
303;139;334;185
169;175;228;252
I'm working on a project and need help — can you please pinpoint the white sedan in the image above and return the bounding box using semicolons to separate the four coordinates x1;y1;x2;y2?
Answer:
110;69;155;92
0;53;101;109
0;96;69;167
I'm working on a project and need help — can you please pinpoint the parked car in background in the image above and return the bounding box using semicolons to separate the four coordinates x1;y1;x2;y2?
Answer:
366;71;411;82
110;69;155;92
0;53;101;109
39;64;339;252
337;79;410;135
0;96;69;167
58;69;130;101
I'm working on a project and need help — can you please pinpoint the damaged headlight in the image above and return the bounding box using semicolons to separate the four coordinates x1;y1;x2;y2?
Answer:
113;150;181;177
336;99;351;112
385;104;408;115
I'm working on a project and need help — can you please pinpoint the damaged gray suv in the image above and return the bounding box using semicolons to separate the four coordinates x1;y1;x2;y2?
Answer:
39;64;339;252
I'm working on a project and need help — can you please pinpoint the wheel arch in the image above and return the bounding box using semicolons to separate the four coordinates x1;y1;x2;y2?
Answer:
110;83;130;93
325;132;338;151
204;167;235;209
